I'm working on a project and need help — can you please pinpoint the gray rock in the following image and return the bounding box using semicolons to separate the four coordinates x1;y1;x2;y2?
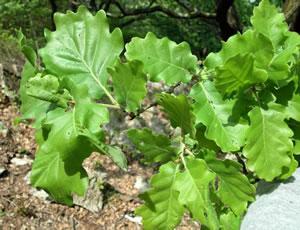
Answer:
73;172;104;213
241;168;300;230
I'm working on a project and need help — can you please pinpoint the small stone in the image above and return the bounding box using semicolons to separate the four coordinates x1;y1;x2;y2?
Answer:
30;188;50;201
124;214;142;225
11;156;32;166
134;176;149;193
73;172;104;213
24;171;31;184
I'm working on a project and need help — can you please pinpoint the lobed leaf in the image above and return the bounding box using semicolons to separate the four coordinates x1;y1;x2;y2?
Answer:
220;211;241;230
125;32;198;85
19;61;50;128
251;0;288;47
190;81;248;152
157;93;195;136
39;6;124;99
205;30;273;72
215;53;267;95
136;162;184;230
127;128;178;163
108;60;147;113
26;74;71;108
206;159;255;215
243;106;294;181
174;158;219;230
31;83;110;204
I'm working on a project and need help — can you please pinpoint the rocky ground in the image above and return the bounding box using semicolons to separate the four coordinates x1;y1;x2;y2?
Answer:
0;84;200;229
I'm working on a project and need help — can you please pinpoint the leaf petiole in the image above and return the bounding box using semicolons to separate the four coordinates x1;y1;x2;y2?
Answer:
97;103;120;109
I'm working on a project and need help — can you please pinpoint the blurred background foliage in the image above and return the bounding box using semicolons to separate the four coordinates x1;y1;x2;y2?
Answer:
0;0;299;68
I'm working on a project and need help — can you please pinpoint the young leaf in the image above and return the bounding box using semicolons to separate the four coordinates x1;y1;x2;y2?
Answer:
99;145;128;171
19;61;50;128
136;162;184;230
157;93;195;136
26;74;71;108
251;0;288;47
206;159;255;215
267;32;300;81
243;106;294;181
108;60;147;112
205;30;273;72
17;30;37;67
190;81;247;152
174;158;219;230
127;128;178;163
39;6;124;99
215;53;267;95
220;211;241;230
125;32;198;84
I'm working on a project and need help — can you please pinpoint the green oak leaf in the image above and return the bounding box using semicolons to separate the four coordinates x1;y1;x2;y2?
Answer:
174;158;219;230
125;32;198;84
205;30;273;72
251;0;288;47
268;32;300;81
104;146;127;171
20;61;50;128
279;155;298;180
157;93;195;136
220;211;241;230
287;94;300;122
195;126;220;152
127;128;178;163
108;60;147;112
26;74;71;108
215;53;267;95
39;6;123;99
190;81;248;152
17;30;37;67
243;106;294;181
31;86;109;204
206;159;255;215
136;162;184;230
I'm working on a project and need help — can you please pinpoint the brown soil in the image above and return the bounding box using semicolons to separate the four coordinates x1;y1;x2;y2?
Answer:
0;99;199;229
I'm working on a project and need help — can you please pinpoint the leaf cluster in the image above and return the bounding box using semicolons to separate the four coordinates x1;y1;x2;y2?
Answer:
19;0;300;229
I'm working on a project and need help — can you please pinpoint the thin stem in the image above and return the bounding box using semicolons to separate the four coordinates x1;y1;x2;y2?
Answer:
98;103;120;109
180;152;187;169
92;75;119;107
185;147;194;156
81;58;119;107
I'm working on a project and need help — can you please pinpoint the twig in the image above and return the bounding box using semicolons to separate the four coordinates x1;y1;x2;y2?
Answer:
236;154;248;174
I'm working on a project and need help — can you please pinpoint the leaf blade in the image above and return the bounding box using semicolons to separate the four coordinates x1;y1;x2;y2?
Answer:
125;32;198;85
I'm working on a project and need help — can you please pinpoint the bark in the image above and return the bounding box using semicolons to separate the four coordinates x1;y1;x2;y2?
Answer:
283;0;300;33
216;0;240;41
48;0;57;30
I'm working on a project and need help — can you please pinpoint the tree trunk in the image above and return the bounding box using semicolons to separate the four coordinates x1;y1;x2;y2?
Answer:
48;0;57;30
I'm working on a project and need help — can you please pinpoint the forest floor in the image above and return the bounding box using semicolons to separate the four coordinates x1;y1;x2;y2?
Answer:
0;92;199;229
